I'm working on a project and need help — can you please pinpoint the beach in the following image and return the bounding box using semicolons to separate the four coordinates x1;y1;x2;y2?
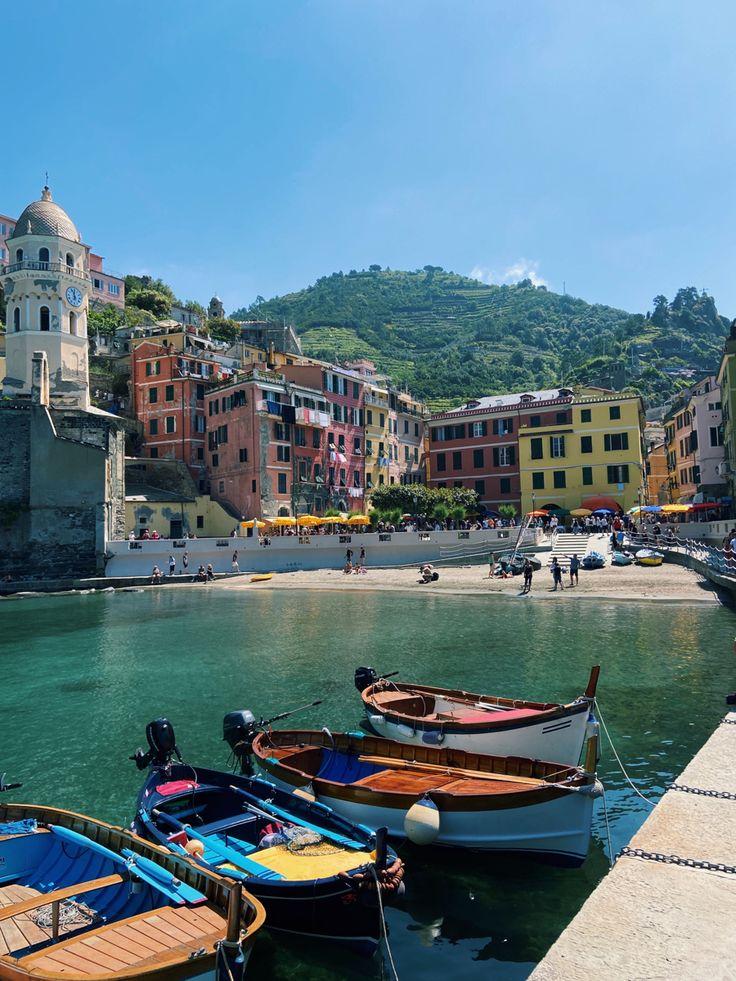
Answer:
217;558;720;604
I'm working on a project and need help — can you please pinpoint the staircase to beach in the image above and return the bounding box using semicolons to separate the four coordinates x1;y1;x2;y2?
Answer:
545;532;612;565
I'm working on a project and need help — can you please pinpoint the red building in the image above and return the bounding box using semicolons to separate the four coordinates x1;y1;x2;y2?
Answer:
132;340;226;485
204;369;331;519
428;388;575;512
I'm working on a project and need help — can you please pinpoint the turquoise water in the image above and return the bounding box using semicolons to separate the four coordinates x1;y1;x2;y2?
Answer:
1;588;734;979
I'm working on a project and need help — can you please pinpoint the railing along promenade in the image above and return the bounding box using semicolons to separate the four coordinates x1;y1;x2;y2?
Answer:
626;529;736;594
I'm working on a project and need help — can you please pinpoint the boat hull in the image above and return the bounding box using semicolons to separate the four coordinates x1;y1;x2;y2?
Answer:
364;701;590;766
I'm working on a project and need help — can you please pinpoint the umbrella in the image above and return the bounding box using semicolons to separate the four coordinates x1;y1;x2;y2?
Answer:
543;505;570;516
641;505;662;513
690;502;724;511
570;508;592;517
347;515;371;525
661;504;691;513
241;518;267;529
271;516;296;526
526;510;549;517
581;496;621;512
591;508;614;515
296;514;322;525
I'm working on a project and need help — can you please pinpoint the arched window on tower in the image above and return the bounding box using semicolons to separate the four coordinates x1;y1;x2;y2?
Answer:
69;312;78;336
66;252;74;269
38;247;50;266
40;306;50;332
15;248;23;263
13;308;20;332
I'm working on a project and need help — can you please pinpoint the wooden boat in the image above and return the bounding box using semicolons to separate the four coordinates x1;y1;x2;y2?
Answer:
635;549;664;567
250;729;601;866
611;551;634;566
249;574;272;583
131;719;403;955
0;802;265;980
354;666;600;765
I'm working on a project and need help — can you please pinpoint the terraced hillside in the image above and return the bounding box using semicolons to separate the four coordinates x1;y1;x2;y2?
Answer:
231;269;729;408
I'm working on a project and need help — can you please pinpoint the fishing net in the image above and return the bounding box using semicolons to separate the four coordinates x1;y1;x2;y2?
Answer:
284;827;341;856
30;899;98;931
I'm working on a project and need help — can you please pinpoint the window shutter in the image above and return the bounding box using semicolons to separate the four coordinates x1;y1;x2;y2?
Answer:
509;446;516;465
493;447;499;467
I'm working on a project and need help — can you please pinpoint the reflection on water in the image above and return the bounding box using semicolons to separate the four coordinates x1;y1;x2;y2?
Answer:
1;589;733;980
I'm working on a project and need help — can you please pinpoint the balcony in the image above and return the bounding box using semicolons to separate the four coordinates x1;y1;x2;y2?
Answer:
2;260;89;281
295;406;330;427
365;392;389;409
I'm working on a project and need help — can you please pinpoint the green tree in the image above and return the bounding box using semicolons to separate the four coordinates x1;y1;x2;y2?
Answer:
126;289;171;319
207;318;241;344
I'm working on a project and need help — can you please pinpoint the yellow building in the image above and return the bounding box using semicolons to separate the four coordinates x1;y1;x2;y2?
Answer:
645;441;669;505
364;381;392;495
518;392;645;513
125;488;235;539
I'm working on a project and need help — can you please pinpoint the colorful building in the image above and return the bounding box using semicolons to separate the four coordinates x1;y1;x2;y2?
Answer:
428;388;576;514
663;376;725;503
718;339;736;503
518;392;645;514
204;368;330;519
0;212;15;266
88;252;125;309
394;388;426;486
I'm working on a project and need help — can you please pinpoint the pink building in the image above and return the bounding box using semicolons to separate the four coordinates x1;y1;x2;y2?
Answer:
0;213;16;266
88;252;125;310
204;369;331;519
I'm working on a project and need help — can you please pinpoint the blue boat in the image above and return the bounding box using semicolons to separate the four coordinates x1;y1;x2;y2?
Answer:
130;718;404;956
0;798;265;980
581;551;606;570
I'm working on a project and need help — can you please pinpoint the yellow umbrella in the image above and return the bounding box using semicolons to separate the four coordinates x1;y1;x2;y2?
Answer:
661;503;691;513
570;508;593;517
271;516;296;526
296;515;322;526
241;518;267;529
347;514;370;525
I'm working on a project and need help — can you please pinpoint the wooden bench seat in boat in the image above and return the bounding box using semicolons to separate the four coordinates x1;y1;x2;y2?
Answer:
15;903;226;976
0;884;49;955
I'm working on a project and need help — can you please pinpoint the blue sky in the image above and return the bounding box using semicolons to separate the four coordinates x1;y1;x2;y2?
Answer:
4;1;735;318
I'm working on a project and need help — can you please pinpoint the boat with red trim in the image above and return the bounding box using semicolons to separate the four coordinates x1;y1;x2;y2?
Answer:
354;666;600;765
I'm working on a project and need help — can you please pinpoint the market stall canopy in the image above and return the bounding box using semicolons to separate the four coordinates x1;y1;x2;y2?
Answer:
581;496;621;512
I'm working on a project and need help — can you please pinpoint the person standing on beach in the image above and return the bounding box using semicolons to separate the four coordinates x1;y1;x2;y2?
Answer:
569;554;580;587
359;546;366;570
182;551;189;572
232;551;240;573
551;557;564;591
522;559;533;593
487;552;496;578
168;554;176;576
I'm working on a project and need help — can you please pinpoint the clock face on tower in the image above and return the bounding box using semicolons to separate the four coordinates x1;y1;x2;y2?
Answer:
66;286;83;307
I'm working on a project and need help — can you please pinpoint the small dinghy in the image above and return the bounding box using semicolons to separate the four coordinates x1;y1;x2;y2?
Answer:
611;551;634;566
497;553;542;576
635;548;664;567
581;551;606;570
131;718;403;955
355;666;600;765
250;729;601;866
0;800;265;980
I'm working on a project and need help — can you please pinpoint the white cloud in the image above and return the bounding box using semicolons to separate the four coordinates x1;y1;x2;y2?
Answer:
470;259;548;288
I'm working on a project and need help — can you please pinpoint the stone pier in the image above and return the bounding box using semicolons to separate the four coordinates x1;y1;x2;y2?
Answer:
530;712;736;980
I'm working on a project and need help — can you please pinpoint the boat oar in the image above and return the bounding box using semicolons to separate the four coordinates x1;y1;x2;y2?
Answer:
357;755;563;789
227;786;365;851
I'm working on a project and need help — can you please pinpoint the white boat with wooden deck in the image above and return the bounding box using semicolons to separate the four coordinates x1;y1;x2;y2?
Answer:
251;729;602;866
0;802;266;980
355;666;600;766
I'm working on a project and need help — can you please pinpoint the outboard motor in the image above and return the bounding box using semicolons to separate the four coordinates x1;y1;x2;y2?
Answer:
223;710;258;775
354;666;378;693
130;718;182;771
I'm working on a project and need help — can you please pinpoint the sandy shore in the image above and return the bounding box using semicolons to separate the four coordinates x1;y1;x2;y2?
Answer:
216;559;721;604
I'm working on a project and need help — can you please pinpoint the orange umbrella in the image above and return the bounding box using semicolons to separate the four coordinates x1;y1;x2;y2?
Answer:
526;510;549;517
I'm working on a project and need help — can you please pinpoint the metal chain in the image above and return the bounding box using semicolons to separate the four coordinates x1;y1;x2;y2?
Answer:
618;846;736;875
668;782;736;801
720;717;736;725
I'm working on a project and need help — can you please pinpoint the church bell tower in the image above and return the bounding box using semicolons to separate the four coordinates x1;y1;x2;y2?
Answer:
2;186;90;409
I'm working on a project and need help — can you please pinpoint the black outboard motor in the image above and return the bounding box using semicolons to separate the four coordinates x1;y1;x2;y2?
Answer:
223;710;258;775
130;718;182;771
354;666;378;693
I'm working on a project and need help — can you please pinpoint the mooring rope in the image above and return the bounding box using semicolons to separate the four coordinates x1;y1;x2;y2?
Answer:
595;699;655;808
371;866;399;981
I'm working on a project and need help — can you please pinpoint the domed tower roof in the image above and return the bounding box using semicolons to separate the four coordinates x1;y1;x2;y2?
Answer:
9;186;81;243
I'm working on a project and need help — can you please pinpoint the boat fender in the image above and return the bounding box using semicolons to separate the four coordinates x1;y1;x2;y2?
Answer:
585;714;599;740
397;724;416;738
185;838;205;858
404;794;440;845
421;730;445;746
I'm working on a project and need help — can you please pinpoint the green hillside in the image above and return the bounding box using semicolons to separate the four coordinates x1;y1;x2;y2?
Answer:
235;269;729;409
